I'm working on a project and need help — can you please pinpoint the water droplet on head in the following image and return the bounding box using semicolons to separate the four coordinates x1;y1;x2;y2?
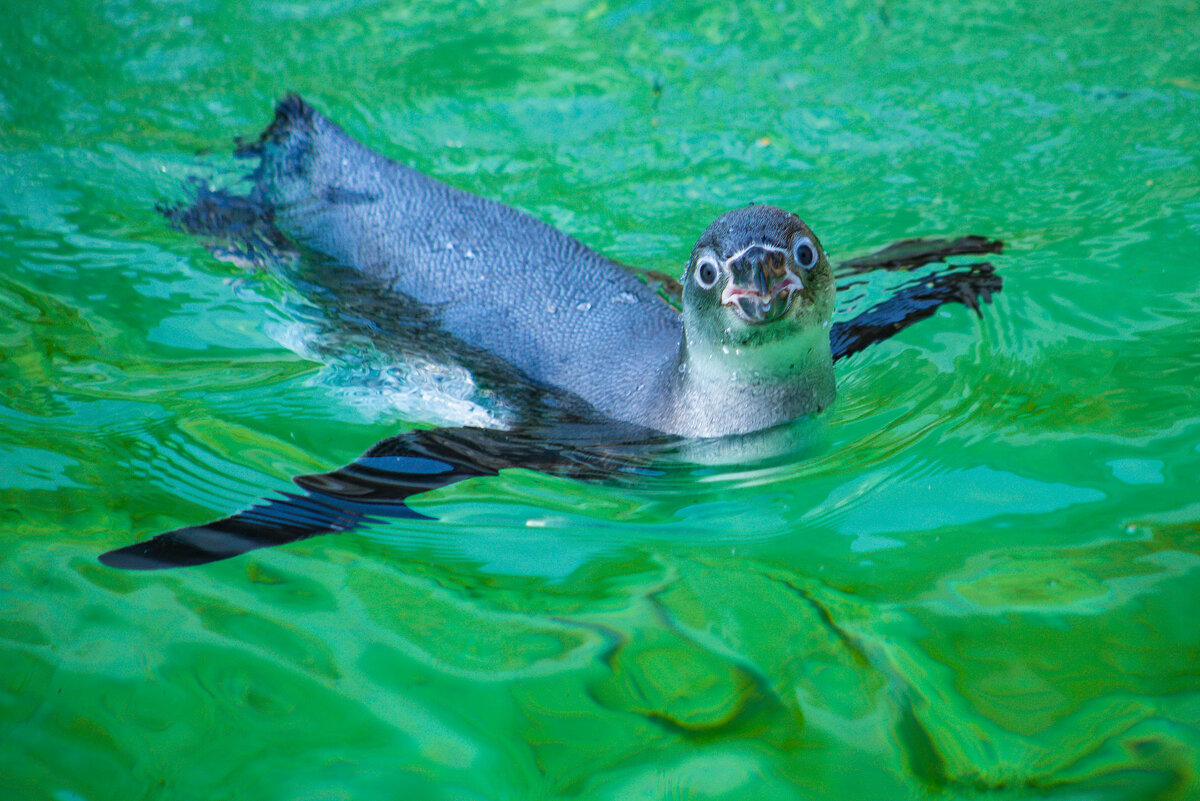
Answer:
576;301;592;312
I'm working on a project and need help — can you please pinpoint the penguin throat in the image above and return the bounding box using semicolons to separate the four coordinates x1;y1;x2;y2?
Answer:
671;326;836;437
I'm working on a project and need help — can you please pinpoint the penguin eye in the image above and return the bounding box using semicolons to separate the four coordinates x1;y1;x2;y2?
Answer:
694;258;720;290
793;237;817;270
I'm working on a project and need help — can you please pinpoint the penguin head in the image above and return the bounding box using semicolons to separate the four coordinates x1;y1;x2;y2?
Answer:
681;205;834;354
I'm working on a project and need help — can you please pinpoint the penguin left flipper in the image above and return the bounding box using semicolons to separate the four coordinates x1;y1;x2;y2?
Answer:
834;235;1003;276
830;261;1002;362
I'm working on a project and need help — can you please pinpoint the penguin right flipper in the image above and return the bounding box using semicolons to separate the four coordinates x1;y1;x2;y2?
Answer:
99;422;668;570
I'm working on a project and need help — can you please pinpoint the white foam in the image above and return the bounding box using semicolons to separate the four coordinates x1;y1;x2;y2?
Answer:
264;317;509;429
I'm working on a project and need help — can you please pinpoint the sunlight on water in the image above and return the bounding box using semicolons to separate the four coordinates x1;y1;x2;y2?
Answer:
3;0;1200;798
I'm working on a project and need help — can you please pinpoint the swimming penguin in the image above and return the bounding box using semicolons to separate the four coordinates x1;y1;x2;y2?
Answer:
100;95;1001;569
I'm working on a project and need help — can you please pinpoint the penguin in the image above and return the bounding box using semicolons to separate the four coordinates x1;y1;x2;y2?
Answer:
100;95;1001;569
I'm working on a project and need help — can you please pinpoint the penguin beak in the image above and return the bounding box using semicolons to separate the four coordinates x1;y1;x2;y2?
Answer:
720;245;804;324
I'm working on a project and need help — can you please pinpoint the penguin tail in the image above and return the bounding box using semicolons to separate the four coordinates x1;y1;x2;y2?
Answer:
235;92;315;157
157;93;323;268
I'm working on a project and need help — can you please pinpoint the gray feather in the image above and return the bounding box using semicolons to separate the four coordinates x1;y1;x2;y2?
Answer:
247;95;682;428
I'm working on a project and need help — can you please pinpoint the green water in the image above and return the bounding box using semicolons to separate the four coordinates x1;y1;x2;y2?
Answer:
3;0;1200;798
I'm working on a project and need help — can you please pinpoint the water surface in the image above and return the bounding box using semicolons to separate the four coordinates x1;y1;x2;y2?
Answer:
3;0;1200;798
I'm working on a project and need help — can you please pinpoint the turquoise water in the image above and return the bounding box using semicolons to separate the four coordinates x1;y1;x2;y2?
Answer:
3;0;1200;798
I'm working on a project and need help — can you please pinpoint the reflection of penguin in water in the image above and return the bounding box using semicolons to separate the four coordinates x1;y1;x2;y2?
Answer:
101;95;1002;569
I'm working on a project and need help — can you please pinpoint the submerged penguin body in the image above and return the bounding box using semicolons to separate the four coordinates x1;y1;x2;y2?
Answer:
253;97;682;430
247;96;834;437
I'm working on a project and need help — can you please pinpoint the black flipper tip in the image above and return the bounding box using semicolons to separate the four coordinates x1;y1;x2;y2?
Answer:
99;524;258;570
99;489;436;570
